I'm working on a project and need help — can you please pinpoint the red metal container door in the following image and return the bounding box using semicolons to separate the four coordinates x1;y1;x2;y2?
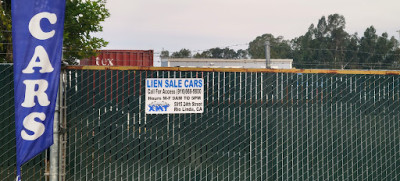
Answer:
150;50;154;66
132;52;138;66
80;50;153;66
115;52;122;66
138;52;144;66
80;58;86;65
123;52;129;66
91;55;96;65
113;52;117;66
142;51;147;66
111;52;117;66
97;52;104;65
129;52;134;66
82;57;91;65
147;50;153;66
104;52;111;66
143;51;150;66
105;52;111;66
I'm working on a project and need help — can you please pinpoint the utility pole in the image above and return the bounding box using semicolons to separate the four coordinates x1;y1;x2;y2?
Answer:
265;39;271;68
397;30;400;47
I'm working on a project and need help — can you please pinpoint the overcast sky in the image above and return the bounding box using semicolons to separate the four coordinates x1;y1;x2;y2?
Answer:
96;0;400;55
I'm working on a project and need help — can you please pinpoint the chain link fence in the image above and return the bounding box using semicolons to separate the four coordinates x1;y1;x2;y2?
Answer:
0;64;49;181
1;64;400;180
64;67;400;180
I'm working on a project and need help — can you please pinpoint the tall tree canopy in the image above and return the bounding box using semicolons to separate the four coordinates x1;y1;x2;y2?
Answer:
0;0;110;63
193;47;248;59
247;33;292;59
239;13;400;69
171;49;192;58
160;50;170;58
291;14;400;69
163;13;400;69
64;0;110;64
291;14;351;68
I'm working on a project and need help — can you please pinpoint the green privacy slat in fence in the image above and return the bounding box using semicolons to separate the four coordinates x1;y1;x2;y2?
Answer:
63;67;400;181
0;64;48;181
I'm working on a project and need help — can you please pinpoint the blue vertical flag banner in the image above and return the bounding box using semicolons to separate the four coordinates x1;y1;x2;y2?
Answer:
12;0;66;180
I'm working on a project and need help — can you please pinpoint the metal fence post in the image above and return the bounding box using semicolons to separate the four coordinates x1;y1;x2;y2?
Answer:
50;73;62;181
59;70;67;181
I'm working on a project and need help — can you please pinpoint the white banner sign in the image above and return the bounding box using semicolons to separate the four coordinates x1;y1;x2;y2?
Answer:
145;78;204;114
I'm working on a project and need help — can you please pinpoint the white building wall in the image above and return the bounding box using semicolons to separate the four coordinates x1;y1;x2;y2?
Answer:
161;58;293;69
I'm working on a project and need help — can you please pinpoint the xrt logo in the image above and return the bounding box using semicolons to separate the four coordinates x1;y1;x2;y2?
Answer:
148;102;170;112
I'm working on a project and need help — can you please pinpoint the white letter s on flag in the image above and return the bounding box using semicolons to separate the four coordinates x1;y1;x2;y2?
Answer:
21;112;46;141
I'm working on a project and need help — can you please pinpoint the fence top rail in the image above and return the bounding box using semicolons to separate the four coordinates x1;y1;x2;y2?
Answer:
63;65;400;75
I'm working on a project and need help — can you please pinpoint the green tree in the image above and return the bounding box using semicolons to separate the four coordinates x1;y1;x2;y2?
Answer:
327;14;349;65
63;0;110;64
207;47;238;59
250;14;400;69
193;50;212;58
358;26;378;68
375;33;393;64
292;25;315;68
247;34;292;59
193;47;246;59
343;33;360;69
221;48;238;59
292;14;352;68
390;48;400;69
384;36;400;67
209;48;223;58
160;50;169;58
358;28;400;69
0;0;11;63
171;49;191;58
236;49;248;59
0;0;110;64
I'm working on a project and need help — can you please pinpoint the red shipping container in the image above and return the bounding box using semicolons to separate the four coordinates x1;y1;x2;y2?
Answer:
80;50;153;66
